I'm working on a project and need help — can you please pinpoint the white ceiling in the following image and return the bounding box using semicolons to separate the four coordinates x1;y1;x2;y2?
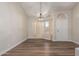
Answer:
21;2;77;17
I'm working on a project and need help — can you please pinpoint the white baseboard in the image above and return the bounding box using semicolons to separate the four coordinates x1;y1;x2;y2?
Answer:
72;41;79;45
0;38;27;56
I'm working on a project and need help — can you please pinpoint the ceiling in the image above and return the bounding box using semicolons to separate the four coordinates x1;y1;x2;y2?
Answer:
21;2;77;17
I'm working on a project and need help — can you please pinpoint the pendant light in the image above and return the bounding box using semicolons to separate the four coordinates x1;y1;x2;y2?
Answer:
38;2;43;21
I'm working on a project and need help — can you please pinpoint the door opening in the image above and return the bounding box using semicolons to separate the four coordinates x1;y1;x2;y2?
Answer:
32;17;53;40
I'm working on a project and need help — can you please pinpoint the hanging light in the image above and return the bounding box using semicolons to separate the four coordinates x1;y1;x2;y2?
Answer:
38;2;44;21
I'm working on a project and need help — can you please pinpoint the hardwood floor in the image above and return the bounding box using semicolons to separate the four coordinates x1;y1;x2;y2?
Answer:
2;39;79;56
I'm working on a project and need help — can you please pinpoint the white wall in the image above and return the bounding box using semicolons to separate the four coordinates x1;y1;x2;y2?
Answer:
0;3;27;55
27;16;35;38
68;11;73;42
72;4;79;44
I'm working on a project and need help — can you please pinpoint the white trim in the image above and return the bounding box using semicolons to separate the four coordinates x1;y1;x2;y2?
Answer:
0;38;27;56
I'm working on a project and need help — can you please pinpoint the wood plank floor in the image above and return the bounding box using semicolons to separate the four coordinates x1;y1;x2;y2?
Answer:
2;39;79;56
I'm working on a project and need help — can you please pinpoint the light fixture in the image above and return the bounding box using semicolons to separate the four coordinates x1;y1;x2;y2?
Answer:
38;2;44;21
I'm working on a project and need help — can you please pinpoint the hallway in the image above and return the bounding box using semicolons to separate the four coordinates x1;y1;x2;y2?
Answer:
2;39;79;56
0;2;79;56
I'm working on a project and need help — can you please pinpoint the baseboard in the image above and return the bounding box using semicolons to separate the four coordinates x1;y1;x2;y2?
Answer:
52;37;72;41
0;38;27;56
72;40;79;45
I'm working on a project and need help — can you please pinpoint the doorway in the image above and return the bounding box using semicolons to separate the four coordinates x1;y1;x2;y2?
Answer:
32;17;53;40
55;13;68;41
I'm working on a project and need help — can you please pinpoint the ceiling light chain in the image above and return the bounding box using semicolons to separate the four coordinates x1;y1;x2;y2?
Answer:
38;2;44;21
40;2;42;18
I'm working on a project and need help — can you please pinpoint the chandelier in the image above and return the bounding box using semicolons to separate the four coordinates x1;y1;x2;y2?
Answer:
38;2;44;21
